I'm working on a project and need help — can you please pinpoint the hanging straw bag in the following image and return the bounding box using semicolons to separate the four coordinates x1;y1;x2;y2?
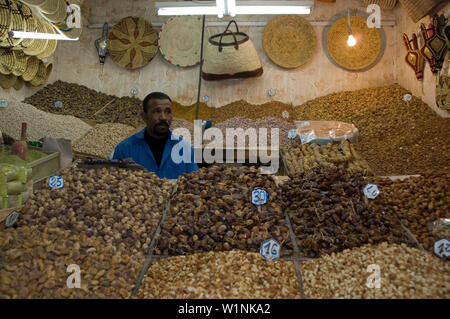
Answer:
398;0;442;23
202;20;263;81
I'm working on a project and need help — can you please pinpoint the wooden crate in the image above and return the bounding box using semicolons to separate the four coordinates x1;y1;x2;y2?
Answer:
28;149;61;183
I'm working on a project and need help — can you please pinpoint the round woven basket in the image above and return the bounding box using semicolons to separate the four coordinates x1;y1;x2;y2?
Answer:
0;73;17;88
0;0;11;42
323;12;385;72
0;48;14;74
37;20;57;59
29;59;45;86
13;75;24;90
398;0;442;23
38;0;62;14
107;16;158;69
21;55;39;81
158;16;208;68
21;15;38;48
22;18;48;56
362;0;397;10
6;0;27;48
12;50;29;76
263;15;316;69
40;0;67;24
20;0;47;6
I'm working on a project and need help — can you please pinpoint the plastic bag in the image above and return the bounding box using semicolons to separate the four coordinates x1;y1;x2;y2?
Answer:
294;121;359;145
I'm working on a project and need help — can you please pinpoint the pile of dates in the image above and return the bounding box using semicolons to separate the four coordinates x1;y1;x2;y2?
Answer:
155;165;293;256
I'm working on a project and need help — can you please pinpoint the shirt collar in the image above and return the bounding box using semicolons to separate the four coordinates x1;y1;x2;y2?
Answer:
136;127;174;140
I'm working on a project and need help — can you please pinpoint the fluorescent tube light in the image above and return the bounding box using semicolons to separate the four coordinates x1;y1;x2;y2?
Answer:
234;6;311;15
10;31;79;41
155;1;221;16
217;0;225;18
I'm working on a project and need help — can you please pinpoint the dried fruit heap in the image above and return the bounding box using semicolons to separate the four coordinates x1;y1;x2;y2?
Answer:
281;168;415;258
156;165;293;256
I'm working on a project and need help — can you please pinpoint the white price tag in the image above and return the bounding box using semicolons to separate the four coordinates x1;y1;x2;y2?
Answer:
48;175;65;190
433;238;450;259
5;211;19;227
130;88;139;95
288;129;297;139
282;111;289;119
0;99;7;108
403;94;412;102
363;184;380;199
251;188;267;206
260;239;281;262
54;101;63;108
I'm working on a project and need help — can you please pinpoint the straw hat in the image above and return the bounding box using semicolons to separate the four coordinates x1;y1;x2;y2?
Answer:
29;60;51;86
0;48;14;74
40;0;67;24
0;73;17;88
37;20;58;59
12;50;29;76
6;0;27;48
20;15;38;48
0;0;11;42
20;0;47;6
22;18;48;56
323;12;385;72
107;16;158;69
158;16;208;68
398;0;442;23
21;55;39;81
38;0;62;14
263;15;316;69
13;75;24;90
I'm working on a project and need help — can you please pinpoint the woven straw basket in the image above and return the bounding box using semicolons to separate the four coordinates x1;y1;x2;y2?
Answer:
158;16;208;68
107;16;158;69
22;18;48;56
12;50;29;76
38;0;62;14
40;0;67;24
398;0;442;23
203;20;263;80
13;75;23;90
263;15;316;69
0;73;17;88
30;60;51;86
37;21;58;59
6;0;27;48
0;0;11;42
22;55;39;81
0;48;14;74
362;0;397;10
21;15;39;48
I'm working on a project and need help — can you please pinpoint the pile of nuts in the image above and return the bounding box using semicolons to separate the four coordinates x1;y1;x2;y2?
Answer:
281;168;415;258
136;251;301;299
371;171;450;252
213;117;296;146
282;141;373;176
0;225;144;298
301;242;450;298
155;165;293;256
211;100;295;124
73;123;135;158
294;85;450;175
19;167;173;254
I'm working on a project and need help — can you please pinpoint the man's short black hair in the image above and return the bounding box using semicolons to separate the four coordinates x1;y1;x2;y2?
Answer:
143;92;172;113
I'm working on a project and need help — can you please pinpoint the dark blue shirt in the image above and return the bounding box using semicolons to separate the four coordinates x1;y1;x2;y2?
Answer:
112;128;198;179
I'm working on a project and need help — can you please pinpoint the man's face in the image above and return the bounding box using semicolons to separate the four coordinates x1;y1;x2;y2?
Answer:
142;98;173;137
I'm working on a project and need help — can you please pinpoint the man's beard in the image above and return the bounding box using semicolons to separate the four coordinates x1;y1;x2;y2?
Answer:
152;122;169;136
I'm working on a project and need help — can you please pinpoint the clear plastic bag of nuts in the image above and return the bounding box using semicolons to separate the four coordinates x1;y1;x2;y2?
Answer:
428;219;450;239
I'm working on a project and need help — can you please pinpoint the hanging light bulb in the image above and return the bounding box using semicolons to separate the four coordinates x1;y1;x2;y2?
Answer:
347;34;357;47
346;1;356;47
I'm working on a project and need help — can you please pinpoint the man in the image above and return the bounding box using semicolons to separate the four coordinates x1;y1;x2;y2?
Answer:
113;92;198;179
